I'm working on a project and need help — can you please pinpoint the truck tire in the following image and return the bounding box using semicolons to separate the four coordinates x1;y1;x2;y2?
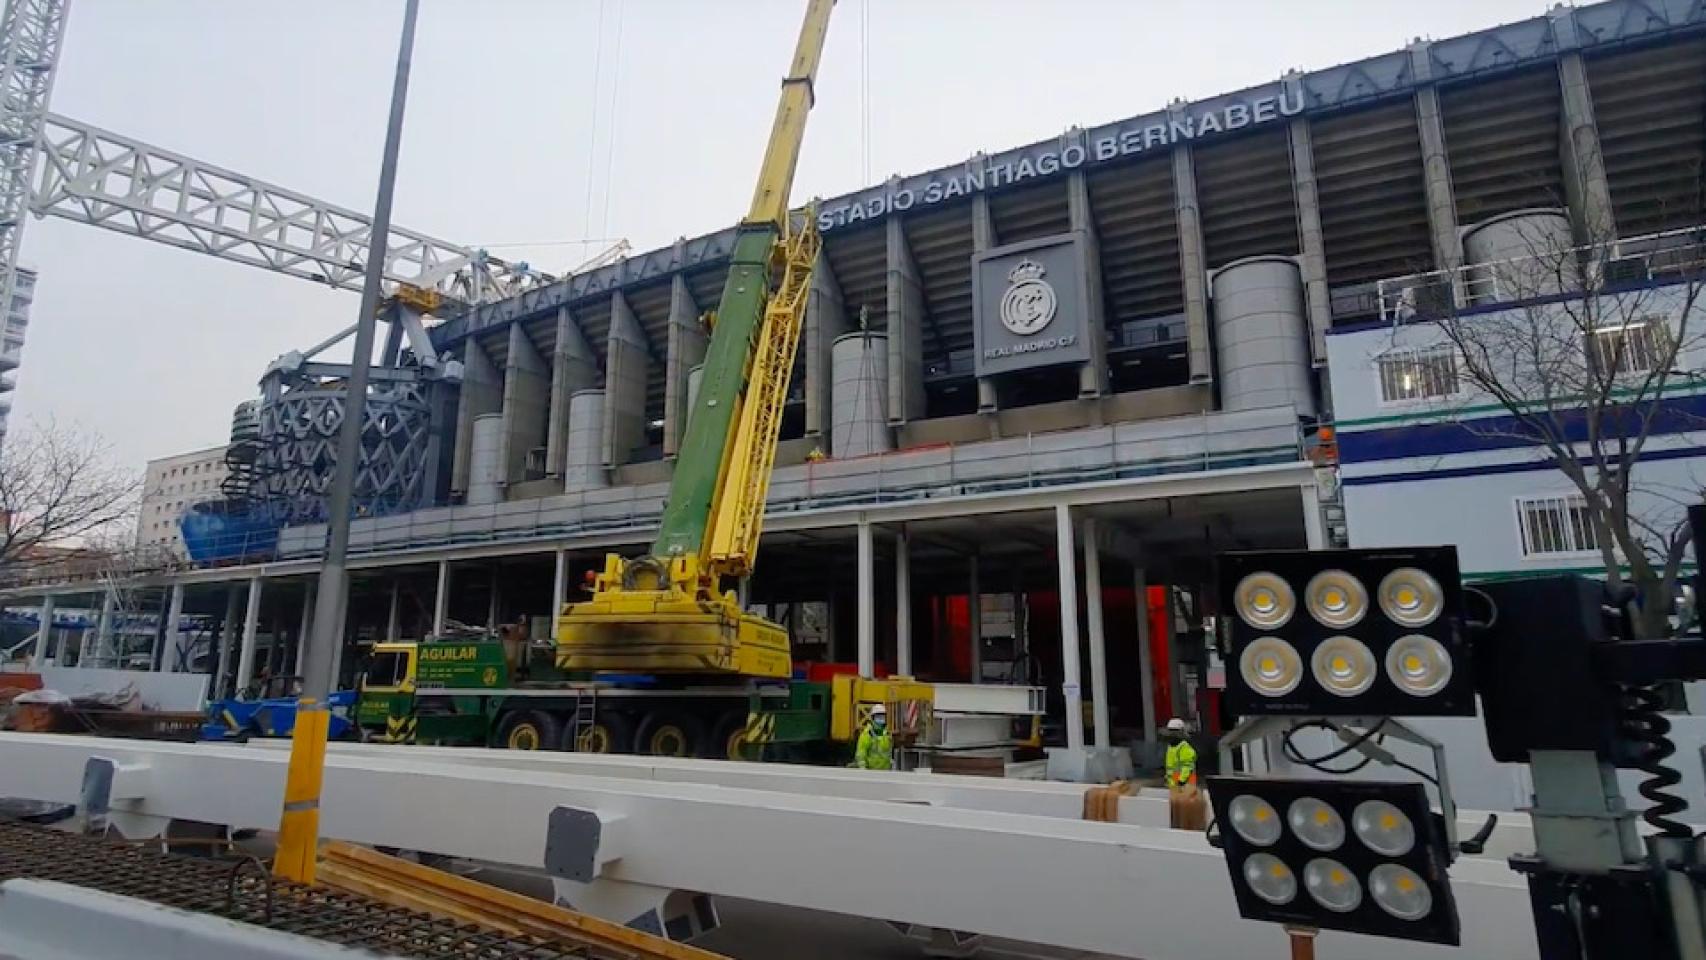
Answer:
496;710;560;751
569;712;635;754
636;710;704;758
708;711;751;761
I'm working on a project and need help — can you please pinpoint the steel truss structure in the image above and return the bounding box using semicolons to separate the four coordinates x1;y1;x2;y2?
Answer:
31;113;552;305
0;733;1539;959
0;0;68;342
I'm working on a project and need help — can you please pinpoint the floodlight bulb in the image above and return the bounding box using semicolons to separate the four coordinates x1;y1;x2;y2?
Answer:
1386;634;1454;698
1371;863;1433;920
1288;797;1347;852
1379;568;1444;627
1306;570;1368;628
1304;858;1363;913
1239;637;1303;698
1352;800;1416;856
1243;853;1298;905
1235;572;1295;629
1311;636;1378;698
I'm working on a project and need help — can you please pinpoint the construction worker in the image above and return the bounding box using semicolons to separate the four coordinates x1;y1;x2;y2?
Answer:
854;703;893;770
1164;717;1197;788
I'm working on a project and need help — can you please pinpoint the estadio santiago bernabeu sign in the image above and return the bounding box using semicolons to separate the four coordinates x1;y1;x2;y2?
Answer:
973;233;1093;377
817;88;1305;232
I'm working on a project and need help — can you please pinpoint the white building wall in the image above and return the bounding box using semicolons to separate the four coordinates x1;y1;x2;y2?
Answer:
137;445;231;558
1327;280;1706;819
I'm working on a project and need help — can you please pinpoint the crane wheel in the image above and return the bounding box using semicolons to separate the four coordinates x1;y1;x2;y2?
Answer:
637;712;704;758
496;711;560;751
571;713;635;754
709;712;751;761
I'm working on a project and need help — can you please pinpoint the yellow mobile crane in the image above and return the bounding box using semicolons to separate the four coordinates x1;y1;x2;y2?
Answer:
557;0;829;677
351;0;932;761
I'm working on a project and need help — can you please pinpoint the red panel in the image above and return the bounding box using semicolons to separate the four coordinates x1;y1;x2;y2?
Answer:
1148;585;1173;724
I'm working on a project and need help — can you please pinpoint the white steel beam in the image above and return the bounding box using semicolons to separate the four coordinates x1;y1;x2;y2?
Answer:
31;113;553;305
0;734;1536;960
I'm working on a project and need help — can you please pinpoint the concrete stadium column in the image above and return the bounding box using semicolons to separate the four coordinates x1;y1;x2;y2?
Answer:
160;585;183;673
968;553;983;684
487;566;502;628
857;517;876;678
1169;116;1213;384
1067;168;1110;400
1286;98;1332;366
498;322;549;486
295;581;315;677
1302;484;1327;550
604;291;650;469
1054;504;1086;755
895;526;912;676
545;307;598;477
550;549;567;641
214;584;241;698
971;194;1000;415
452;338;501;495
664;271;708;459
886;215;927;426
433;560;450;637
1081;518;1110;750
330;587;350;690
804;249;849;447
30;595;53;669
1133;566;1158;756
1558;51;1616;243
235;576;264;693
1409;42;1465;281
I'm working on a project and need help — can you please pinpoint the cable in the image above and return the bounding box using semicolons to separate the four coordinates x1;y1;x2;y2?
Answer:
1281;717;1388;775
582;0;608;241
860;0;871;184
599;0;627;239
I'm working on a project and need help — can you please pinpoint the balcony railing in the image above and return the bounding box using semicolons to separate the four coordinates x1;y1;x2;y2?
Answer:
1375;226;1706;325
276;405;1307;561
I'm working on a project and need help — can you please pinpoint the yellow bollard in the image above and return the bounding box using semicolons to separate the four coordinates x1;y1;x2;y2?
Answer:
272;699;330;884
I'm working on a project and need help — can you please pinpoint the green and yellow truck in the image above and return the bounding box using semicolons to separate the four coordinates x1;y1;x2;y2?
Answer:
353;636;935;762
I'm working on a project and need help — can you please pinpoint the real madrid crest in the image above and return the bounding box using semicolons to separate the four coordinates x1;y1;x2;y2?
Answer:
999;259;1057;336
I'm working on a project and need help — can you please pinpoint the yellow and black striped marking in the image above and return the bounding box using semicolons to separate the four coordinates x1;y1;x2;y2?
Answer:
743;712;777;745
381;715;418;745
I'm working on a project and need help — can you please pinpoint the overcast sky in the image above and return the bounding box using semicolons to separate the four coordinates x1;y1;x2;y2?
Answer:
16;0;1549;469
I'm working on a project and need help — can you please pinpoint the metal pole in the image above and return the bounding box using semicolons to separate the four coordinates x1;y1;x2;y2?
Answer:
159;584;182;673
1082;518;1110;750
235;576;264;694
278;0;418;888
300;0;418;702
30;595;53;669
1055;503;1085;755
550;549;567;642
1134;566;1158;755
857;517;875;678
968;553;982;684
433;559;450;636
386;579;400;642
895;526;911;676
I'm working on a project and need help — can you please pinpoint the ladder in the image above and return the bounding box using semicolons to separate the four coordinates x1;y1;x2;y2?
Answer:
570;688;597;750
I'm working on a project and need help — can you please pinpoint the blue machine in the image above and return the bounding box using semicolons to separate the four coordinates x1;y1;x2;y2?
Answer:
201;688;356;741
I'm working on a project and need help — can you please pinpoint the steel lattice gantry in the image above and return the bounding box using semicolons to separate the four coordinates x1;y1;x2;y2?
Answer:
29;113;554;305
0;0;68;340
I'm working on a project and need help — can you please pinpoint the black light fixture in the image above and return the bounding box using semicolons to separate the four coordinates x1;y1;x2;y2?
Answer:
1207;775;1461;946
1217;546;1473;717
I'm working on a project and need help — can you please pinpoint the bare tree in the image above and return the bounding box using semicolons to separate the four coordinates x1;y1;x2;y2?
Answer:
1388;216;1706;638
0;419;140;571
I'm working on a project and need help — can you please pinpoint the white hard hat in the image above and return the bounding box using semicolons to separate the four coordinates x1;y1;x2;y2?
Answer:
1166;717;1187;733
871;703;887;716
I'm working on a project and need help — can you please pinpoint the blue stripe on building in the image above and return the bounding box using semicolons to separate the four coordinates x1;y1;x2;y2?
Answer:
1336;393;1706;464
1342;443;1706;486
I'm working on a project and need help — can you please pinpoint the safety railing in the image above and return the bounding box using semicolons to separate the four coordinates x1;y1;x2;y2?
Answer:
1375;225;1706;325
275;405;1309;561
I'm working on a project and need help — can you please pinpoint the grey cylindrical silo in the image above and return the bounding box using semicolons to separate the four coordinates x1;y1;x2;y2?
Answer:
563;388;608;492
831;332;891;457
1211;256;1315;416
467;413;504;506
1462;208;1573;302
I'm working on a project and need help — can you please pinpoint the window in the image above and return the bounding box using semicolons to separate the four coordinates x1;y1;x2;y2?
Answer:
1516;494;1599;557
1378;347;1460;404
1588;318;1669;377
